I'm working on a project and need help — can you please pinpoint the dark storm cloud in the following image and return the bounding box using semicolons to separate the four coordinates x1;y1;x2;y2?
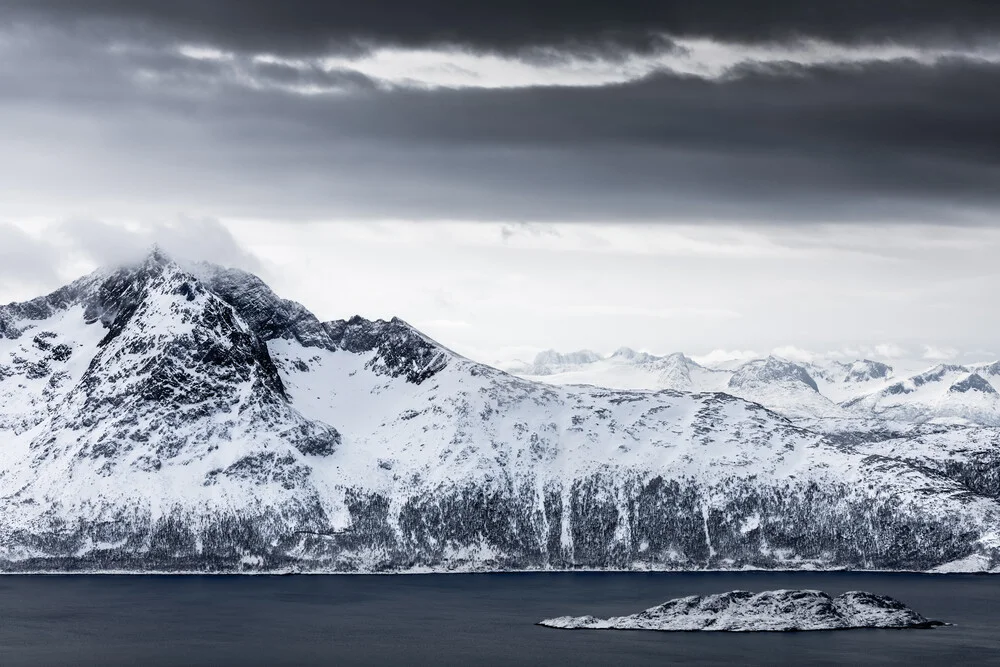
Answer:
7;1;1000;56
2;37;998;223
1;7;999;224
340;60;1000;163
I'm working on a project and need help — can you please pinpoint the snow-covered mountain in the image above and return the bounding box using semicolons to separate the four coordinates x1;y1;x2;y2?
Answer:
725;356;842;419
806;359;896;403
526;349;604;375
518;349;729;392
1;250;1000;573
843;364;1000;426
513;347;1000;426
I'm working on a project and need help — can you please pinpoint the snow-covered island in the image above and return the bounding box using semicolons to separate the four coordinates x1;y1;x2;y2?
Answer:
538;590;945;632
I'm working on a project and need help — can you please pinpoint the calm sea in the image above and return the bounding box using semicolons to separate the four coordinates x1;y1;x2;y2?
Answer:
0;572;996;666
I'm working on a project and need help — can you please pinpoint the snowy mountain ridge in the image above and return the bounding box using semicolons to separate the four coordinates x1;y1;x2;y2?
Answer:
514;347;1000;426
1;250;999;573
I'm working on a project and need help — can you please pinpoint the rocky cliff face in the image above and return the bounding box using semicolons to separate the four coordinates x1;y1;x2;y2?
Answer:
0;251;999;573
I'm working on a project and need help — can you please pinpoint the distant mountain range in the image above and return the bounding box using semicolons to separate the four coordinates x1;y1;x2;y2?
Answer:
1;249;998;573
506;348;1000;426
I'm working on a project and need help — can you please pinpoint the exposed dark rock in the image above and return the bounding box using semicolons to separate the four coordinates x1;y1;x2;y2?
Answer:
325;315;450;384
950;374;998;395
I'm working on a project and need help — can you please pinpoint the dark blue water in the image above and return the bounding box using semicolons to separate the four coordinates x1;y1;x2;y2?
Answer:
0;572;997;666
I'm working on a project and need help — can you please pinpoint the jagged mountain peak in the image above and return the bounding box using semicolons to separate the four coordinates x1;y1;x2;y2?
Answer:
2;255;343;470
53;261;337;448
1;247;184;340
323;314;455;384
190;263;456;386
188;262;331;349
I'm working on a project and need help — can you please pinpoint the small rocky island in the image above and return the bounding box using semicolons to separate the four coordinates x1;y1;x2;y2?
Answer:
538;590;945;632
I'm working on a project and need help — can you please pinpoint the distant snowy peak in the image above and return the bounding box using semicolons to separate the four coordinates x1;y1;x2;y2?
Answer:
654;352;727;392
510;344;1000;426
916;364;970;384
654;352;694;388
729;356;819;393
843;364;1000;425
863;364;977;398
844;359;893;383
529;348;603;375
797;359;897;404
609;346;658;364
726;357;840;418
516;346;727;392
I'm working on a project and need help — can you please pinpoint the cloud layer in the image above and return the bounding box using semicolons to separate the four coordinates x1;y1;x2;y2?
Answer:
10;1;1000;55
1;15;999;223
2;3;998;364
6;218;996;370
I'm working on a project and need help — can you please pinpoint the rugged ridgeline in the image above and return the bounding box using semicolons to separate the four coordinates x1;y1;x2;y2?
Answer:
513;348;1000;425
0;250;999;573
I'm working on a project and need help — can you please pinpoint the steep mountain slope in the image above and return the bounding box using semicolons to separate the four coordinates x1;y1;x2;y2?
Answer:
0;252;341;569
0;251;998;573
271;331;1000;573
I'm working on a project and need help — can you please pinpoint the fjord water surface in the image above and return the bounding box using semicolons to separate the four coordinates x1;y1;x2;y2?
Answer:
0;572;996;666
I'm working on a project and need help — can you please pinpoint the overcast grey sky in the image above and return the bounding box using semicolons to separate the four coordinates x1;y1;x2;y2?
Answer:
1;2;998;365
